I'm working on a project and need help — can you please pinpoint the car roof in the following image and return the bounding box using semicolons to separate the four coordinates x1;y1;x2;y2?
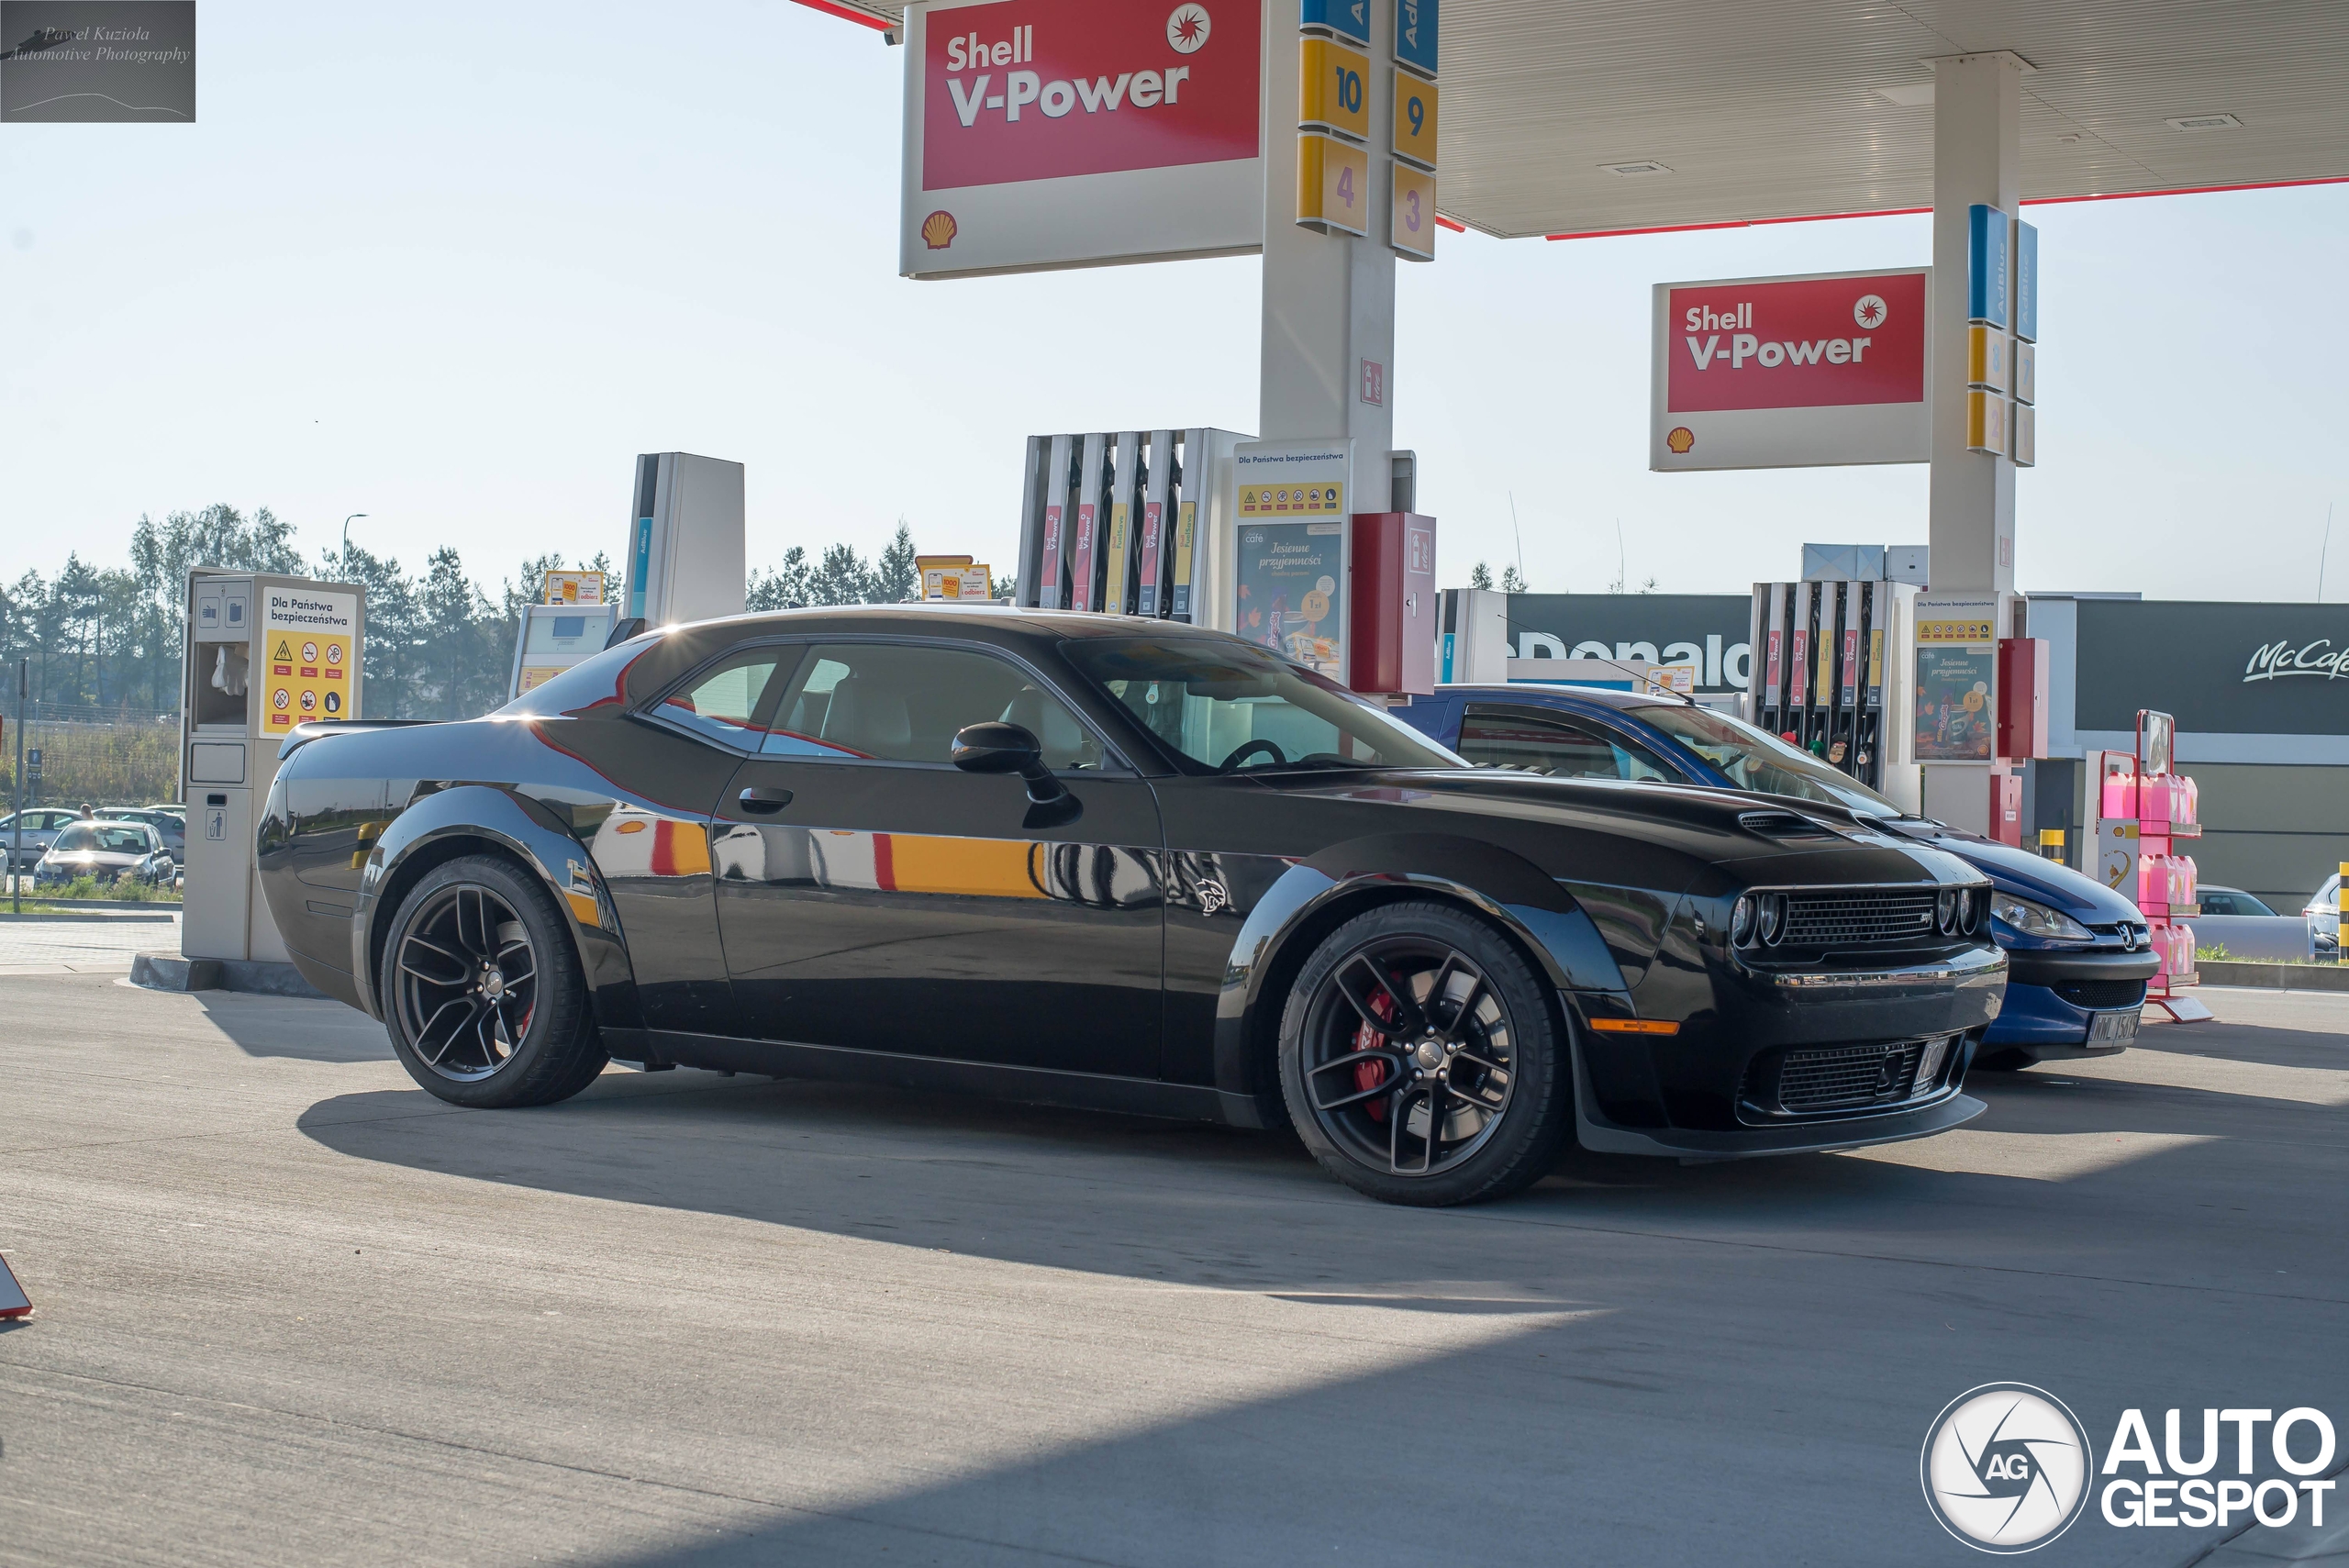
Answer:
1434;683;1686;715
665;604;1236;640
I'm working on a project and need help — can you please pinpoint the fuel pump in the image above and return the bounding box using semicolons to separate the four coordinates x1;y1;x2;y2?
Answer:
1137;428;1175;617
1015;428;1246;623
1067;433;1109;612
1750;573;1918;809
1102;431;1141;614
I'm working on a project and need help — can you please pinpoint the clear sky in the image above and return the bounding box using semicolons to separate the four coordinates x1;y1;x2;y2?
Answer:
2;1;2343;603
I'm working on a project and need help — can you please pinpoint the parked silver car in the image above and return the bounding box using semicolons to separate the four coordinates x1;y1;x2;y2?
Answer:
2307;873;2342;957
33;820;175;889
0;807;82;872
108;806;187;863
2191;885;2312;962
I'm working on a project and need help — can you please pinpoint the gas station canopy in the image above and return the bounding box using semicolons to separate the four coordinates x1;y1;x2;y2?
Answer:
822;0;2349;237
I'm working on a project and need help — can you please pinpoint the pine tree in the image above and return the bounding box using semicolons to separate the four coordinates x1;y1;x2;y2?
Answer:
807;542;875;606
1467;562;1493;590
1500;564;1529;594
874;521;918;603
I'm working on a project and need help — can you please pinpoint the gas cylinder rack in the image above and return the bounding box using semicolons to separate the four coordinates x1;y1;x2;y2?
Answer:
1015;429;1247;628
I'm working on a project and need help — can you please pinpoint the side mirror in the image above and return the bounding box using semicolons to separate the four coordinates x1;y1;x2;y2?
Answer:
952;722;1081;829
951;721;1041;776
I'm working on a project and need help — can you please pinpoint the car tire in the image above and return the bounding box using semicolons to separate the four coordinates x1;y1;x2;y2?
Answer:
1278;900;1572;1207
380;853;607;1108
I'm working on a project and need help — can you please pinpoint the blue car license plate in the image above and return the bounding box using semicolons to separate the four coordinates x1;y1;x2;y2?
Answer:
2089;1008;2141;1045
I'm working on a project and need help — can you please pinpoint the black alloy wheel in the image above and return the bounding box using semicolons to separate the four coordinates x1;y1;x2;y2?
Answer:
382;854;607;1108
395;882;540;1081
1279;900;1572;1207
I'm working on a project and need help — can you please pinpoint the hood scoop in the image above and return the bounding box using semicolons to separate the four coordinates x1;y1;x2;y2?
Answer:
1737;809;1846;843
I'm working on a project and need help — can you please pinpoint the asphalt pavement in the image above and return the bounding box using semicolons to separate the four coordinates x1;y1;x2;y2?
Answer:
2;973;2346;1567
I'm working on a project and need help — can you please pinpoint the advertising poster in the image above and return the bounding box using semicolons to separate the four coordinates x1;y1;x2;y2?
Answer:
1235;520;1346;679
1915;646;1994;761
901;0;1264;278
540;570;606;605
262;588;361;729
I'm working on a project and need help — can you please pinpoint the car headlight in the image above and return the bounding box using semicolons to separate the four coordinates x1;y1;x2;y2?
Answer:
1990;891;2093;942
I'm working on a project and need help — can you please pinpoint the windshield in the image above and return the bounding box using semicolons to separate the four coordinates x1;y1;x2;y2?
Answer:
1634;703;1901;817
55;824;150;853
1064;637;1464;774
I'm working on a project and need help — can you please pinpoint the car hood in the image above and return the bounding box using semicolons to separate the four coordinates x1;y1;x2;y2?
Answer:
44;851;146;866
1250;768;1981;892
1876;818;2139;922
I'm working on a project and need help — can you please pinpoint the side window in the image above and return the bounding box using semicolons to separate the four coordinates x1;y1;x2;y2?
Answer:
764;642;1105;770
650;645;790;751
1457;707;1679;783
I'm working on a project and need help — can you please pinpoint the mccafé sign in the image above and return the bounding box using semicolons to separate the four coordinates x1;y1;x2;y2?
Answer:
2243;637;2349;684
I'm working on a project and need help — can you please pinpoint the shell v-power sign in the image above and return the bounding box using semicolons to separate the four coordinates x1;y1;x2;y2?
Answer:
1650;267;1931;471
900;0;1265;278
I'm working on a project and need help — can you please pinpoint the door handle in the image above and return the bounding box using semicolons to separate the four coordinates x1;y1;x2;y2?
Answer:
737;786;794;814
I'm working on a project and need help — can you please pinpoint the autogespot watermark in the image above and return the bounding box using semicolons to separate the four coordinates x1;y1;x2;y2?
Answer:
0;2;195;123
1923;1385;2341;1553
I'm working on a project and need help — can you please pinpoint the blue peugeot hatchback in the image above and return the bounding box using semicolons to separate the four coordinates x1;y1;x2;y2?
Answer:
1397;684;2159;1068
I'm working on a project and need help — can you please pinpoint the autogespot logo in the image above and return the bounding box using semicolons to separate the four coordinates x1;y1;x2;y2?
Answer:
1921;1384;2095;1552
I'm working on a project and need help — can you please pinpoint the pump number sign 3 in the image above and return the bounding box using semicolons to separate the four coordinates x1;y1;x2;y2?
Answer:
1650;267;1930;472
901;0;1264;278
263;589;360;729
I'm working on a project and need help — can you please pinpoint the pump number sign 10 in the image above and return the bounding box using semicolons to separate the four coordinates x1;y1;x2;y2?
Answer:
901;0;1265;279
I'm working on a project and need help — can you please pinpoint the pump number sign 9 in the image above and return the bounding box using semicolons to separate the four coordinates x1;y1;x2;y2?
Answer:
1651;267;1930;472
901;0;1265;279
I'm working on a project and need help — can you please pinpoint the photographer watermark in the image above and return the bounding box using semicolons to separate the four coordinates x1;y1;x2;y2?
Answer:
1921;1384;2095;1553
1925;1386;2340;1552
0;2;195;123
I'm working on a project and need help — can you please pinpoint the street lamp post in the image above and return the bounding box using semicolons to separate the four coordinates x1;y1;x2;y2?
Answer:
340;514;368;571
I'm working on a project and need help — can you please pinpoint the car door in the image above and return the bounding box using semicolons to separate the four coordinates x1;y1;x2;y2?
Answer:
564;639;796;1036
1453;704;1687;782
711;638;1164;1079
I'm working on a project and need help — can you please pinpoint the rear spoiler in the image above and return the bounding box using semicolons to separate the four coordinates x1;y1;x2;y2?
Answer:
277;718;440;761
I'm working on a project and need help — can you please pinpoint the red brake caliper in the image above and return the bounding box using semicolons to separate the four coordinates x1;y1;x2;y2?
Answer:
1353;979;1397;1122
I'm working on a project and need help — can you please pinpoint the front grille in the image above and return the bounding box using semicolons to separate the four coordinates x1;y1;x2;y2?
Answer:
2054;978;2146;1010
1780;889;1942;949
1765;1040;1923;1113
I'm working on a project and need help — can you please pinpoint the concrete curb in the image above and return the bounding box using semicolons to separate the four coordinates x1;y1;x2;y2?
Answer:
129;952;330;1000
2201;959;2349;993
0;912;176;924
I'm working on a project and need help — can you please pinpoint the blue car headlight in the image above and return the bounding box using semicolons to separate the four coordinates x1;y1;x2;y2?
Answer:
1991;890;2093;942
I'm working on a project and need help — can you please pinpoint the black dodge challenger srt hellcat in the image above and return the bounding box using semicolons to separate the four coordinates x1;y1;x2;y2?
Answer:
259;607;2005;1206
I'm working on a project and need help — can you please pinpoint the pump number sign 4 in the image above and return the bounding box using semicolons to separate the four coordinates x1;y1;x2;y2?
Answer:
902;0;1264;279
1650;267;1931;472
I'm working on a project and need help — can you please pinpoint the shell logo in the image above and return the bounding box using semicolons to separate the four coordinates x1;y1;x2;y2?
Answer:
1167;4;1210;52
1665;426;1696;454
920;210;958;250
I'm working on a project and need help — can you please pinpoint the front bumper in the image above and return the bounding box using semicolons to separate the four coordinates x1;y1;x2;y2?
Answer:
1986;946;2157;1050
1567;945;2005;1155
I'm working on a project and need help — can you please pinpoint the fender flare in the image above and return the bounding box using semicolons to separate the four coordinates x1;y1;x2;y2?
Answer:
354;784;640;1030
1208;833;1629;1117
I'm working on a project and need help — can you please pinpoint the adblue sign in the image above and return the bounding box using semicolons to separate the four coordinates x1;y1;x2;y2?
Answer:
901;0;1264;279
1651;267;1931;472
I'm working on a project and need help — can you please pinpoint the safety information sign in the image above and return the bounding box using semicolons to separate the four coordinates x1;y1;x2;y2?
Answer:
262;589;360;729
1651;267;1931;472
901;0;1264;278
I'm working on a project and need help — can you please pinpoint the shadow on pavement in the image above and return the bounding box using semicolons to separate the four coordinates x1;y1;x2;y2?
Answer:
192;988;390;1063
